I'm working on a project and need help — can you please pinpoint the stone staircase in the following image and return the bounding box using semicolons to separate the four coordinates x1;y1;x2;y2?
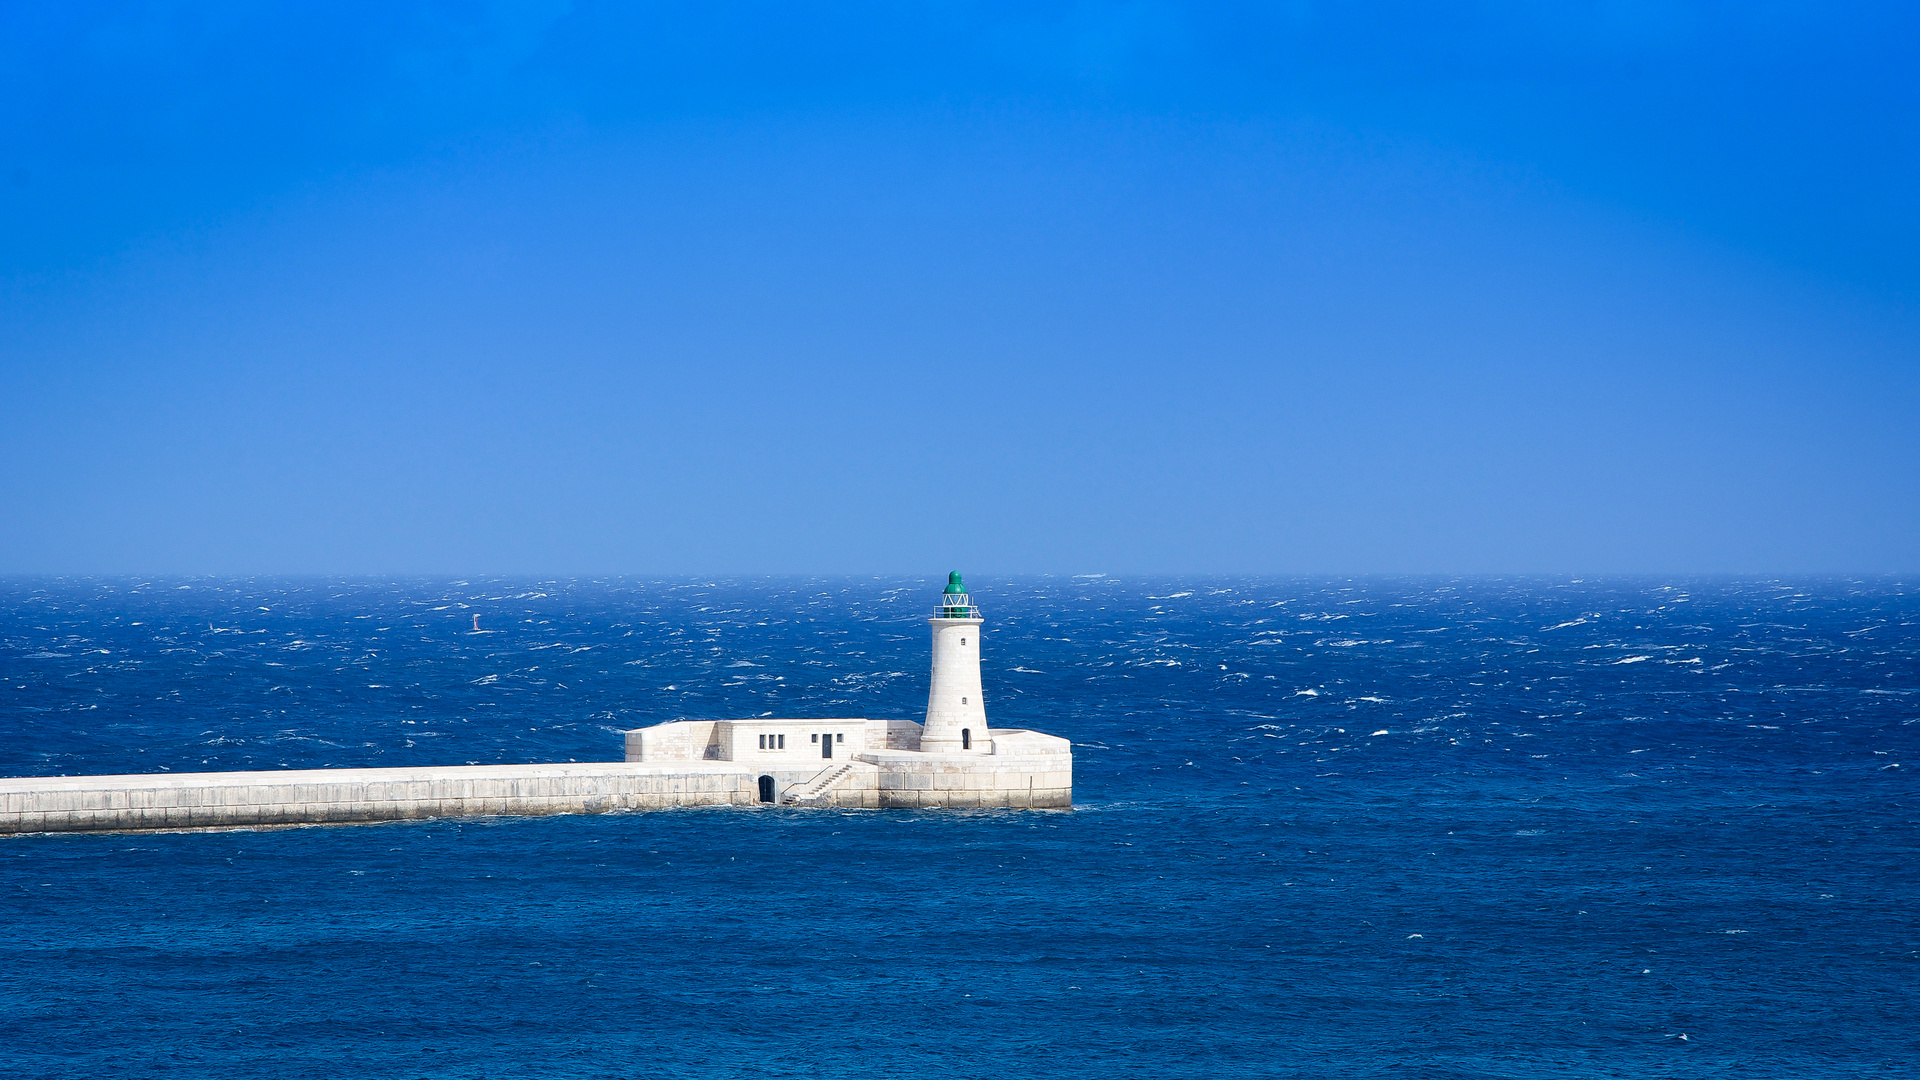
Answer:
784;764;854;806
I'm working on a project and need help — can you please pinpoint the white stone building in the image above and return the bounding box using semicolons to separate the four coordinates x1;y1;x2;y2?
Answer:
623;572;1073;807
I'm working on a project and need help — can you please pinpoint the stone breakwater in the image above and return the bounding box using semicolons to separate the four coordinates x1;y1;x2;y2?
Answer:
0;763;756;836
0;725;1073;834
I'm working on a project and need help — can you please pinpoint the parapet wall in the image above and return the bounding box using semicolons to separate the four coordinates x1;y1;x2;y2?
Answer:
625;721;721;762
0;763;755;836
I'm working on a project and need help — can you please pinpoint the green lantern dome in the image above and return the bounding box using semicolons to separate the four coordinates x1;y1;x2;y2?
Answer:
935;571;978;617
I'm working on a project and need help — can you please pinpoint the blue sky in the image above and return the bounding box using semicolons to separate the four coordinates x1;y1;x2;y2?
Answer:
2;1;1915;574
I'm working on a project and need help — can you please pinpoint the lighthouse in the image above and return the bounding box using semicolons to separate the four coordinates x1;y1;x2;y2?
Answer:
922;571;989;753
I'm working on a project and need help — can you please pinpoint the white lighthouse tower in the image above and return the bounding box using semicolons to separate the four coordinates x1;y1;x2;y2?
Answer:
921;571;989;753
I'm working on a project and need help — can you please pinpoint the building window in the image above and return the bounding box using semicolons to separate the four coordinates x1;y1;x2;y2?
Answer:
961;638;966;645
961;696;967;704
758;734;767;749
836;733;844;743
811;733;818;743
962;728;971;750
777;734;786;749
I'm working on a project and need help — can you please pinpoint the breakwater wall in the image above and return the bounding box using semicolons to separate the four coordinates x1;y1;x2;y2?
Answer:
0;762;755;836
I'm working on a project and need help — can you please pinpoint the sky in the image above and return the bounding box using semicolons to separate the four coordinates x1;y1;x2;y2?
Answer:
1;1;1916;576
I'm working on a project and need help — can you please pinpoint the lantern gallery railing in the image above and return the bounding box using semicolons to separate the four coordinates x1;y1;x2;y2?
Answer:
934;594;979;618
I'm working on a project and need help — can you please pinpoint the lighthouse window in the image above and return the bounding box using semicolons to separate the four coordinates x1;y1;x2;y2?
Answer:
811;734;818;743
778;734;786;749
836;733;844;743
961;638;966;645
961;697;967;704
758;734;766;749
962;729;971;750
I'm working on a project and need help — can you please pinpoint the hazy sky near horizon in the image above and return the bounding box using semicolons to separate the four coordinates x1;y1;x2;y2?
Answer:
2;2;1916;575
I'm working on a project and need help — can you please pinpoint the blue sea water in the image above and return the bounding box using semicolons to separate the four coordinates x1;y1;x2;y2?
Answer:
1;576;1916;1079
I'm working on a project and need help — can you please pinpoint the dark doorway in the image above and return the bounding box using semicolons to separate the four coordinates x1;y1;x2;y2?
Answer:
961;728;971;750
821;735;833;759
758;775;775;803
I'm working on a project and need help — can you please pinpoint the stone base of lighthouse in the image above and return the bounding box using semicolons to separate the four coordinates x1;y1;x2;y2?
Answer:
620;716;1072;808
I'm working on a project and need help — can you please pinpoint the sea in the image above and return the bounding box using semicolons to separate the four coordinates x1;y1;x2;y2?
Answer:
1;576;1915;1079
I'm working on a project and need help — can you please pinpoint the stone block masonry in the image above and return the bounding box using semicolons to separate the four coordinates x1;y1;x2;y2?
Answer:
0;763;756;836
